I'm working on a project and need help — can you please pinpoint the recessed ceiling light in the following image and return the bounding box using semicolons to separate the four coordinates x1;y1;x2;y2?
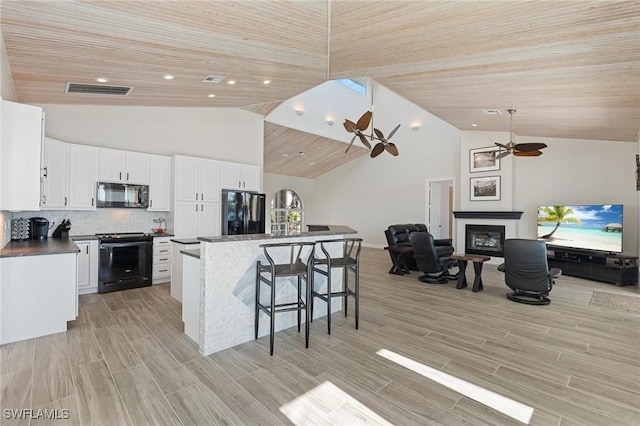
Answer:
282;153;289;157
163;74;175;80
263;80;271;85
207;94;216;98
471;123;478;127
227;80;236;85
309;161;316;165
95;77;109;83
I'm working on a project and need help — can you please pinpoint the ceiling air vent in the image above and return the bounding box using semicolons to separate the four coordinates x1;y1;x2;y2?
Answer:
65;82;133;96
202;75;226;83
482;109;502;115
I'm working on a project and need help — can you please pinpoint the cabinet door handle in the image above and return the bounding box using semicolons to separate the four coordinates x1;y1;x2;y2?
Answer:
149;200;153;208
159;258;169;261
196;205;198;212
195;193;198;200
159;269;168;273
43;195;47;204
86;246;89;254
64;196;67;206
42;167;47;177
201;192;204;200
201;204;204;211
91;197;94;206
238;180;241;187
119;172;122;180
127;172;129;181
243;181;246;188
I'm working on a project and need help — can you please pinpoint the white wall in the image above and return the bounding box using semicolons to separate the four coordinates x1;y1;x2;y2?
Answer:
39;105;264;166
308;86;461;248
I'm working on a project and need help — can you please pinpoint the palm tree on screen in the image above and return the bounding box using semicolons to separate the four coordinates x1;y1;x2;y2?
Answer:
538;206;581;239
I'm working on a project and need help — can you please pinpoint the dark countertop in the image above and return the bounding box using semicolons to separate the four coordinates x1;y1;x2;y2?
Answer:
181;248;201;259
198;225;357;243
152;232;174;237
0;238;81;258
71;235;99;241
171;238;201;245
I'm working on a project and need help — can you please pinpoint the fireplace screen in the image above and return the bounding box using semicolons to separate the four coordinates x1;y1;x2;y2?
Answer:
465;224;505;257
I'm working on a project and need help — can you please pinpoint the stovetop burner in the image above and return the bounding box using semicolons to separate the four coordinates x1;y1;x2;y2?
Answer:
96;232;154;242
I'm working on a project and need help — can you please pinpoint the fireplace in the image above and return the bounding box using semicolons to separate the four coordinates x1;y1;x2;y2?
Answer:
465;224;506;257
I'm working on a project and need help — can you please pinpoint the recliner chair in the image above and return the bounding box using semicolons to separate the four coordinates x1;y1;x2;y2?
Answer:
409;232;457;284
384;223;454;271
498;239;562;305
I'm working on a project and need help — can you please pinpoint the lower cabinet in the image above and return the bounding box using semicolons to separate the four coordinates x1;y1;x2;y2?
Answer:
75;240;99;298
153;236;172;283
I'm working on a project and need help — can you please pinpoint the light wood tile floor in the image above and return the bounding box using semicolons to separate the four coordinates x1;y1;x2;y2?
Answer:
1;248;639;425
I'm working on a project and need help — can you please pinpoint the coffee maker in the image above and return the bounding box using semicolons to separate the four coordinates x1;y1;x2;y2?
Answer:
29;217;50;240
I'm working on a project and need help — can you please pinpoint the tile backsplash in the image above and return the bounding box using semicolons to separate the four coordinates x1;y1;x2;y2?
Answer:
10;209;169;237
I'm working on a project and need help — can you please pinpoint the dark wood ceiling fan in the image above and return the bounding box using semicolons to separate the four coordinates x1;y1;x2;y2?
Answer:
495;109;547;159
343;82;401;158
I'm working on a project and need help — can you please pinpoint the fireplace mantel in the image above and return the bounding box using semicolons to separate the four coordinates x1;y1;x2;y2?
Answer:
452;211;523;220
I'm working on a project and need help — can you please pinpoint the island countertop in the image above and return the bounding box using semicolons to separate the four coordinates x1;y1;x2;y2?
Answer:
0;238;80;258
198;225;356;243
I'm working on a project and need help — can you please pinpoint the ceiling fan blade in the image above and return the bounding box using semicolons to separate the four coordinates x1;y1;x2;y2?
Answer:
345;135;357;153
343;119;357;132
385;143;399;156
371;143;385;158
495;142;508;149
387;124;401;139
356;111;372;131
514;143;547;152
373;127;385;141
358;133;372;149
496;150;511;159
514;150;543;157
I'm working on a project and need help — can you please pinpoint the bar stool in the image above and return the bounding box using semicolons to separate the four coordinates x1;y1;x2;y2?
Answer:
255;241;315;355
311;238;362;334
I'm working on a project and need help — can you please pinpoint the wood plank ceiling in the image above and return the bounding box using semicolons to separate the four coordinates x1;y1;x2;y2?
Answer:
2;1;639;178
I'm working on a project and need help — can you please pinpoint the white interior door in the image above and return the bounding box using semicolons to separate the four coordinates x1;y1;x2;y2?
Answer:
426;179;454;239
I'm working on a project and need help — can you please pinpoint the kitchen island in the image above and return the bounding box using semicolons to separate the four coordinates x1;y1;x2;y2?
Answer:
187;226;357;355
0;238;79;344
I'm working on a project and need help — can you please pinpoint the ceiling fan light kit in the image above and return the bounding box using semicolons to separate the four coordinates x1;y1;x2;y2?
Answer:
495;109;547;159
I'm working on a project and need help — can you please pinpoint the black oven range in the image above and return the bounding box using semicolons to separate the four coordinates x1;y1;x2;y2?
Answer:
96;232;153;293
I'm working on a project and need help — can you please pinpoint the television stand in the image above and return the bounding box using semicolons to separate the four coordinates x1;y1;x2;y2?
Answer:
547;248;638;286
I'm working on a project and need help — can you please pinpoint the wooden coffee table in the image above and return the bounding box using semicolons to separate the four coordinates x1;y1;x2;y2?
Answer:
384;245;413;275
451;254;491;292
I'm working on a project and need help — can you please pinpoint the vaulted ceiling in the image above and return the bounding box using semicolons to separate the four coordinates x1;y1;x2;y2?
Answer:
2;0;639;177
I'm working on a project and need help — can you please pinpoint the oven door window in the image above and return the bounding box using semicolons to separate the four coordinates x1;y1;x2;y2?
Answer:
99;242;151;282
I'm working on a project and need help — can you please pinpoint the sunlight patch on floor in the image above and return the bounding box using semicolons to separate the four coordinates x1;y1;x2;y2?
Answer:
377;349;534;424
279;381;393;425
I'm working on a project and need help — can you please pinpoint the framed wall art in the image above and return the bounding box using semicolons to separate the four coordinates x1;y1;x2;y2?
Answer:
469;146;501;173
470;175;501;201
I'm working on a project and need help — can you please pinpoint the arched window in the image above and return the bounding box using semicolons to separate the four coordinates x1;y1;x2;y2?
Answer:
270;189;303;234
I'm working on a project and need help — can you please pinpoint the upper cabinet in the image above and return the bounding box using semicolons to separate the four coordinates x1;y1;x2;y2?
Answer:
219;161;261;192
148;154;171;211
41;138;98;210
0;101;44;211
98;148;149;184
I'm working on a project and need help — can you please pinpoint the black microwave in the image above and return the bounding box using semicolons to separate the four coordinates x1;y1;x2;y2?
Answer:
96;182;149;208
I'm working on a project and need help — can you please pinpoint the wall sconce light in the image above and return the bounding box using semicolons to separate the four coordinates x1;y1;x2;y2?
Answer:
411;124;421;131
294;108;304;116
326;118;334;126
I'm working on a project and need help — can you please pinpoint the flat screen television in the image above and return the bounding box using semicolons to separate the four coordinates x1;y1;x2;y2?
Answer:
537;204;623;253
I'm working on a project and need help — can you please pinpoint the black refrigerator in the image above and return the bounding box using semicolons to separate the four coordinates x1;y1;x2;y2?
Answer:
221;190;266;235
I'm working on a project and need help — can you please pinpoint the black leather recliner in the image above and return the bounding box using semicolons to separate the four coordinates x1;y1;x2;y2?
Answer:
384;223;454;271
409;232;458;284
498;239;562;305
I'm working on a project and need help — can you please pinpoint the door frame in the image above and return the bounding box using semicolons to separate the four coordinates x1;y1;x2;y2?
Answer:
425;177;456;240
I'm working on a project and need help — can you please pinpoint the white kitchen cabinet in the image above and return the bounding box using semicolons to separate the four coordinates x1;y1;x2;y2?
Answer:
41;137;69;209
68;144;98;209
219;161;261;192
148;154;171;211
152;236;172;283
0;100;44;211
41;139;98;210
98;148;149;184
75;239;98;297
174;155;221;237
